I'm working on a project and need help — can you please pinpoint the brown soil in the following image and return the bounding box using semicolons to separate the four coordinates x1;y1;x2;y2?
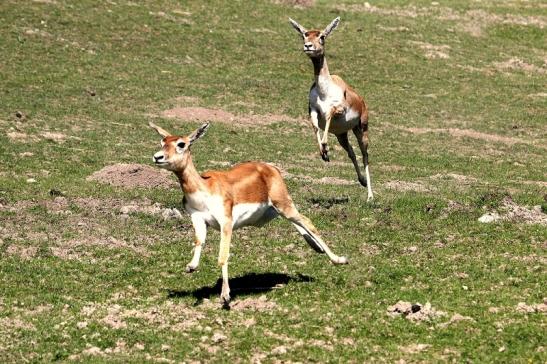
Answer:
230;295;277;311
160;106;305;127
87;163;177;189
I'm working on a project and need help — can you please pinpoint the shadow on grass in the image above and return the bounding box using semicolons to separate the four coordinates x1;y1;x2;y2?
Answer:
167;272;313;305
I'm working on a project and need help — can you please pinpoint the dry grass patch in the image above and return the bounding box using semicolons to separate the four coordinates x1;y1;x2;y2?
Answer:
394;124;541;148
409;41;450;59
384;180;432;193
337;4;546;37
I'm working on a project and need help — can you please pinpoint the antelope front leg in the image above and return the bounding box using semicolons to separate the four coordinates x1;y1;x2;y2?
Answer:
218;220;233;307
320;114;332;162
186;215;207;273
310;110;329;162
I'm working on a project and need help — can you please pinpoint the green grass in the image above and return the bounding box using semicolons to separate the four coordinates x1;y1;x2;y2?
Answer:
1;0;546;362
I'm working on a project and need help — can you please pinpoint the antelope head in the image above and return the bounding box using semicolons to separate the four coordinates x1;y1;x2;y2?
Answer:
149;122;210;172
289;17;340;58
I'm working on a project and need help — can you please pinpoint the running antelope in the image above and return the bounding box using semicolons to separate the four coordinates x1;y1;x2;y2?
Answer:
289;17;374;202
149;122;348;307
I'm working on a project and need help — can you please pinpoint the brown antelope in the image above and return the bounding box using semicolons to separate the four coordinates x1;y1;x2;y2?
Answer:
289;17;374;202
149;122;348;307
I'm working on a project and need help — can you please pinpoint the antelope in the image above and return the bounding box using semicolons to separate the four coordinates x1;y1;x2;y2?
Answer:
289;17;374;202
149;122;348;307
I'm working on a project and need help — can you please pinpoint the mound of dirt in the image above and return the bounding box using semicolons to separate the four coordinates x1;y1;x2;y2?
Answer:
87;163;177;189
160;106;305;126
387;301;446;322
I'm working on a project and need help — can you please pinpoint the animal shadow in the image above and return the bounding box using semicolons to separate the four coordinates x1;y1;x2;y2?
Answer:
167;272;313;306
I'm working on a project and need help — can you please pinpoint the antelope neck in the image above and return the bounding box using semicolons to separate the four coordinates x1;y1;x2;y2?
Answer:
311;54;331;95
174;155;205;194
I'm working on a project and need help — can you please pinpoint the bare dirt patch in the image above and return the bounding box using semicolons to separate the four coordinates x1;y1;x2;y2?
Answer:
493;57;546;75
160;106;305;127
515;300;547;314
272;0;314;7
87;163;177;189
387;301;446;322
230;295;277;311
478;196;546;226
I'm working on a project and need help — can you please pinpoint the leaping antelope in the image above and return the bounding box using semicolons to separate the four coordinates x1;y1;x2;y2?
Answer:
289;17;374;202
149;122;348;307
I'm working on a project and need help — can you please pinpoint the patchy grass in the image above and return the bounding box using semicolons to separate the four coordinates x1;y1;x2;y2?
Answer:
1;0;546;362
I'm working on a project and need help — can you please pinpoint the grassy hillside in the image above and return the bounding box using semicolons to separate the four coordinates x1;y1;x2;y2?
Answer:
0;0;545;362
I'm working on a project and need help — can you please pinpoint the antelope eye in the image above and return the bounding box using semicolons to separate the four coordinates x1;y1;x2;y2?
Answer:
177;142;186;149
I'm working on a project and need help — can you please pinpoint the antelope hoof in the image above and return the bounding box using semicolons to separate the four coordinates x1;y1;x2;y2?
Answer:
320;145;330;162
185;264;197;273
220;293;231;309
335;256;349;265
367;194;374;203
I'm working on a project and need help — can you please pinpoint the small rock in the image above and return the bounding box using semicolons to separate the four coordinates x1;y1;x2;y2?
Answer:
271;345;287;355
120;205;138;214
478;212;501;223
26;178;37;183
15;111;23;118
134;343;145;351
211;332;227;343
76;321;88;329
161;344;170;351
162;208;183;220
49;189;65;197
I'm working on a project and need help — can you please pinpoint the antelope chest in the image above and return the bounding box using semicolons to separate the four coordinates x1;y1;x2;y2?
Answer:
310;85;360;135
183;192;278;230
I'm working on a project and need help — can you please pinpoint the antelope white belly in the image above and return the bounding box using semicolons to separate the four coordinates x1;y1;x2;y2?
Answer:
232;202;278;229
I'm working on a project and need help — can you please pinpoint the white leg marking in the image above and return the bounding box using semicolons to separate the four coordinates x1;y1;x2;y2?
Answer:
187;215;207;272
365;165;373;202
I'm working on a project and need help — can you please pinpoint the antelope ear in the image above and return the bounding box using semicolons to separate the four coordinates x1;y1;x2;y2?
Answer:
289;18;307;37
322;17;340;38
148;122;171;138
188;122;210;145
